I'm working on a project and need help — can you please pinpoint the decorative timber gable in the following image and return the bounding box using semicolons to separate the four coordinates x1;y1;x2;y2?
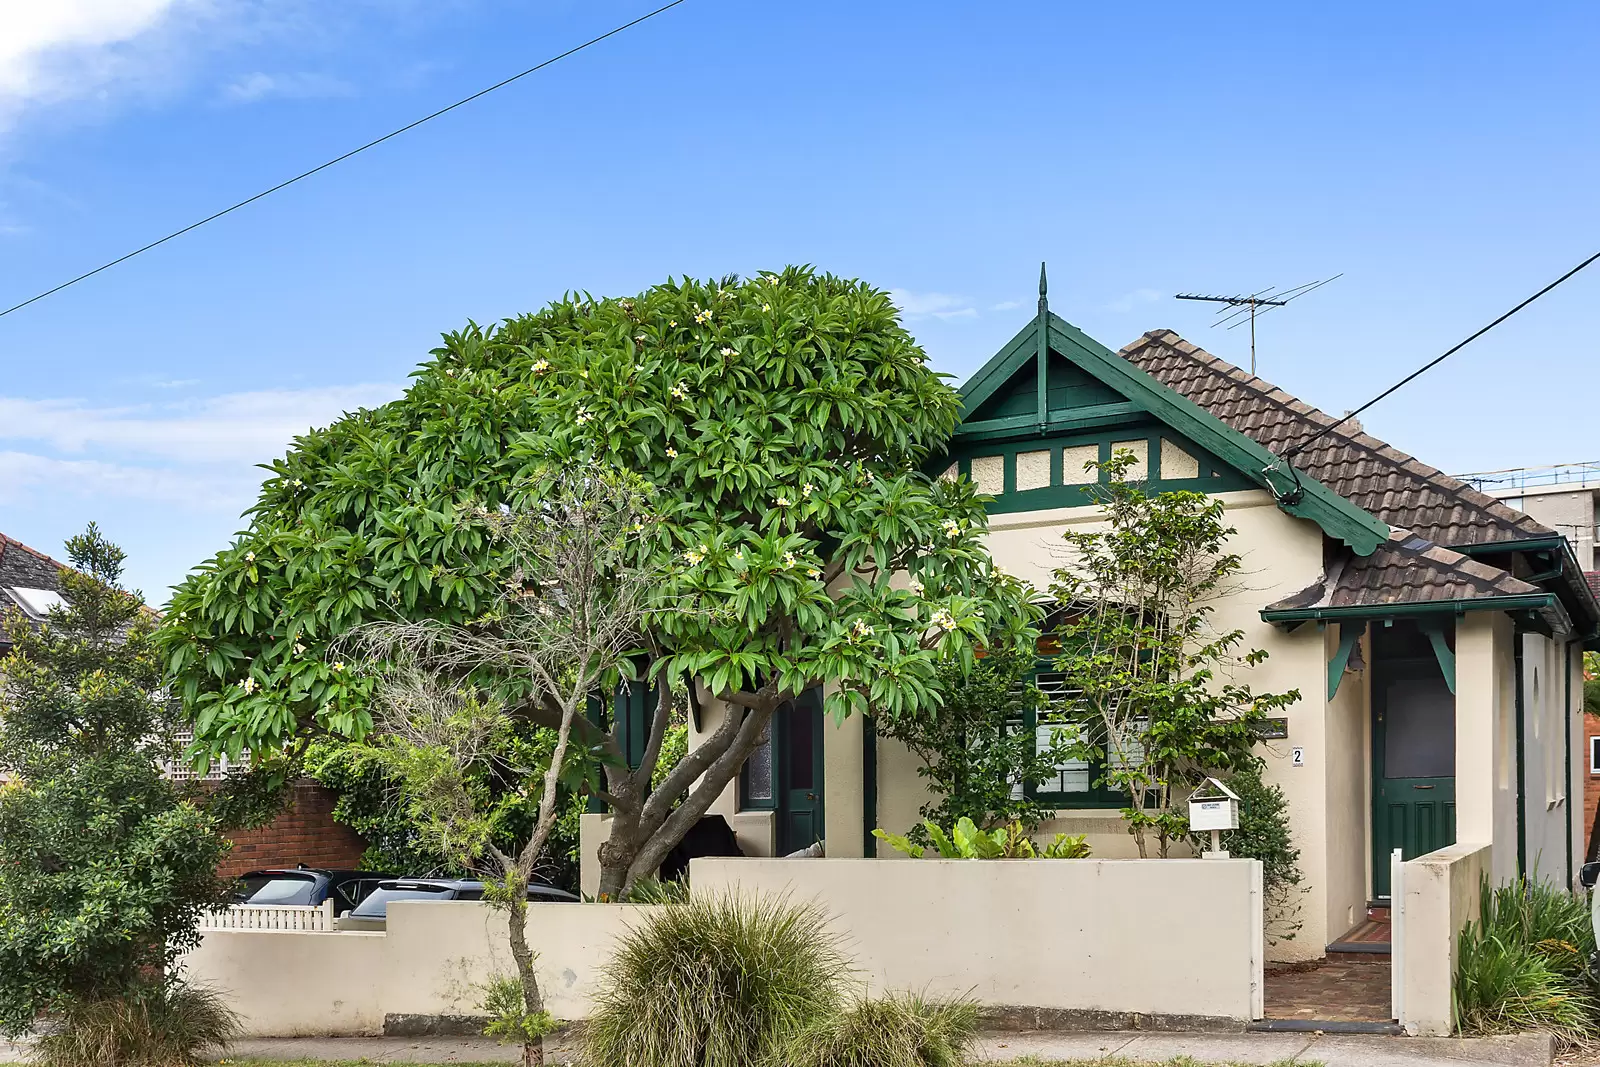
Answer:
941;266;1390;557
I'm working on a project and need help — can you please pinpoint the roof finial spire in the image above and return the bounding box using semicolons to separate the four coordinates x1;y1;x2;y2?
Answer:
1038;261;1048;317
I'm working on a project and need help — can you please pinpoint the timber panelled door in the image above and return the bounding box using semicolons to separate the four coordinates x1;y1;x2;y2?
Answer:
740;686;826;857
1372;620;1457;896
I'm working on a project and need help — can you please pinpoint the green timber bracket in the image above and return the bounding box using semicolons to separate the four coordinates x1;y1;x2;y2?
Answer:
1416;616;1456;694
953;310;1390;556
1328;621;1365;701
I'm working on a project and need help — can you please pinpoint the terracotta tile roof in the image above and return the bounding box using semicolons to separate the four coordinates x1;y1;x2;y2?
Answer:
1119;330;1554;549
1266;529;1544;614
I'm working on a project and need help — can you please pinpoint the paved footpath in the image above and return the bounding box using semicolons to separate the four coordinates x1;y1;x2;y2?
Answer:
0;1030;1556;1067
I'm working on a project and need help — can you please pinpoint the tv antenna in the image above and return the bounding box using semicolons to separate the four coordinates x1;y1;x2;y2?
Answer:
1174;275;1342;375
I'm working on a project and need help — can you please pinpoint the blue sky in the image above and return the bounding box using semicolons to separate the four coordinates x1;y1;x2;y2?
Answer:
1;1;1597;600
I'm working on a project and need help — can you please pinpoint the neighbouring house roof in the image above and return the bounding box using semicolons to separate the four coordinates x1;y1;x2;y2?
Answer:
1119;330;1556;549
0;533;69;650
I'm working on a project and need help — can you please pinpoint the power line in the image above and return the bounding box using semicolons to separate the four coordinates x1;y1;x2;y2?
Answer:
0;0;690;322
1281;251;1600;461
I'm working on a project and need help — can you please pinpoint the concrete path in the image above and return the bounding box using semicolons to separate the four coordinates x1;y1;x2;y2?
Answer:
0;1030;1556;1067
976;1031;1553;1067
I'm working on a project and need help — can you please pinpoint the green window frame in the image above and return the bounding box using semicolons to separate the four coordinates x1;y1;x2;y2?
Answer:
1019;664;1134;809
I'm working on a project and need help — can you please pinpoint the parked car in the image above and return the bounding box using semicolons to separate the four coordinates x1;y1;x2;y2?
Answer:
335;877;579;931
234;867;393;916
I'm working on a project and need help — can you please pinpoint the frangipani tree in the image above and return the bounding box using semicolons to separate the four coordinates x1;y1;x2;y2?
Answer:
158;267;1037;898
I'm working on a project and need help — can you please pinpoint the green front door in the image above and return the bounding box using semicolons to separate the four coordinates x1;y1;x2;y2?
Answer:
1372;657;1457;896
777;688;826;856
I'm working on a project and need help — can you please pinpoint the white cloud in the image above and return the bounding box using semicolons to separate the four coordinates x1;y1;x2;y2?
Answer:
0;451;246;508
890;289;978;322
0;0;200;127
990;300;1023;312
1107;287;1164;314
223;70;355;103
0;382;402;464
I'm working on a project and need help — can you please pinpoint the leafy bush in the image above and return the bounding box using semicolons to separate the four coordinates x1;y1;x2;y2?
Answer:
777;994;978;1067
0;528;231;1037
1455;876;1598;1043
479;975;559;1045
31;982;240;1067
874;647;1072;841
1216;766;1304;943
305;736;586;891
580;893;846;1067
874;817;1090;859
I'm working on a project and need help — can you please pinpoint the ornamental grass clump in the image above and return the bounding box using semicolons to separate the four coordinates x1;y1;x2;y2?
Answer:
777;993;979;1067
1455;875;1599;1044
580;892;847;1067
31;982;240;1067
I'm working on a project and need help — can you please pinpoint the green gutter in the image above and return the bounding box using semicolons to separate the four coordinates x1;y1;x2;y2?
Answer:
1456;536;1569;557
1515;633;1527;878
1261;593;1557;625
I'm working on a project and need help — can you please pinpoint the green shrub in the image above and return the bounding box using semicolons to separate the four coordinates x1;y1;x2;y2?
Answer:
778;994;978;1067
1217;766;1305;943
580;893;846;1067
874;817;1090;859
1455;876;1598;1043
479;975;559;1045
31;982;240;1067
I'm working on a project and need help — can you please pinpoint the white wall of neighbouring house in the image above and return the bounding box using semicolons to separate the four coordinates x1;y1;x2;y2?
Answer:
1519;631;1582;887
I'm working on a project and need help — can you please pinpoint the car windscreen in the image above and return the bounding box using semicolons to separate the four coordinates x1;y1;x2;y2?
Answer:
244;875;319;906
350;885;455;918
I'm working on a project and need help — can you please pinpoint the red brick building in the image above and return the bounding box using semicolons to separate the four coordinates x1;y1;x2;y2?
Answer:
217;780;367;878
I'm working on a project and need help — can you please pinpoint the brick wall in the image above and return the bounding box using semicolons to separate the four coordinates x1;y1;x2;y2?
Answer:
219;780;366;878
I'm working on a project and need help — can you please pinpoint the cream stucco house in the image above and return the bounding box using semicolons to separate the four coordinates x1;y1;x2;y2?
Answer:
583;290;1598;965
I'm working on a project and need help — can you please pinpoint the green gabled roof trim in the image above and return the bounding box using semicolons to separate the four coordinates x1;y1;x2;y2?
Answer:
954;311;1391;557
1261;593;1556;624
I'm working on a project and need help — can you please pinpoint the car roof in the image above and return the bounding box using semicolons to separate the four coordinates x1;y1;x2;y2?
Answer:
241;868;388;878
374;878;480;890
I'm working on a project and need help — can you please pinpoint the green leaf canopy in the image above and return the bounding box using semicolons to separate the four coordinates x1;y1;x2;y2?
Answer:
159;267;1037;759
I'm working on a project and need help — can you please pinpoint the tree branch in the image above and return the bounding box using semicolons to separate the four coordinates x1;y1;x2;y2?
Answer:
630;701;777;880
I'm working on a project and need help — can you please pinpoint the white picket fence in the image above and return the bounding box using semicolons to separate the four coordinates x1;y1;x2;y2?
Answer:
199;900;335;932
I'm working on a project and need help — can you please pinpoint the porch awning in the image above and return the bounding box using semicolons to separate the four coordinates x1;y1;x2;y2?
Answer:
1261;529;1563;631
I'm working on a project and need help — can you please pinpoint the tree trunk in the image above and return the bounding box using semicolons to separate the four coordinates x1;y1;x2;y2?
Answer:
505;895;544;1067
595;792;644;902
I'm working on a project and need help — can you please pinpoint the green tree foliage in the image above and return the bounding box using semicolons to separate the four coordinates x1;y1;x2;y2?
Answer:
303;738;585;889
0;526;231;1039
1218;766;1304;943
157;268;1035;898
875;647;1072;840
1051;455;1300;857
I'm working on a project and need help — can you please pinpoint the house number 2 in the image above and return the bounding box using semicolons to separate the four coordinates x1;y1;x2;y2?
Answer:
1292;747;1305;767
